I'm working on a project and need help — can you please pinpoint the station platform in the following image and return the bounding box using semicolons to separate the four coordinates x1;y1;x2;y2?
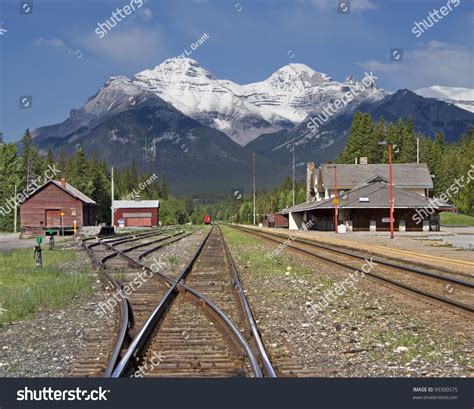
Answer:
239;225;474;277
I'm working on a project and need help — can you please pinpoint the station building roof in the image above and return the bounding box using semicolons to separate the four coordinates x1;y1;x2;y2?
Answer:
280;182;451;215
113;200;160;209
51;180;96;204
320;163;433;190
22;179;96;205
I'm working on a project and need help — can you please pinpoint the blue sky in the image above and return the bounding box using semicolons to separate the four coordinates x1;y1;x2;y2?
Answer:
0;0;473;141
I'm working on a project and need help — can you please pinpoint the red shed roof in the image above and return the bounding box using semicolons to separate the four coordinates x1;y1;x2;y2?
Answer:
24;180;96;205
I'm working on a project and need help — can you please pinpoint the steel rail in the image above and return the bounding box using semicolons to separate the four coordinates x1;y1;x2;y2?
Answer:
110;227;264;378
100;230;189;265
85;227;179;251
219;226;277;377
237;226;474;288
109;228;211;378
82;240;133;377
234;226;474;315
85;227;193;377
101;270;132;377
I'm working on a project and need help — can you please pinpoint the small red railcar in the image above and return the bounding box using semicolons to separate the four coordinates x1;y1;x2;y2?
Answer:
203;214;212;225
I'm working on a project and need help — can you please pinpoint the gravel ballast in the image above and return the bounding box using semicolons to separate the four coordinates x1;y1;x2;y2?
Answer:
223;227;473;377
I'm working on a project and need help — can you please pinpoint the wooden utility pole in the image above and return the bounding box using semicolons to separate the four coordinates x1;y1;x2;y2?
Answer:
334;168;338;233
389;144;394;239
253;154;256;225
292;143;295;207
111;167;115;227
13;185;17;233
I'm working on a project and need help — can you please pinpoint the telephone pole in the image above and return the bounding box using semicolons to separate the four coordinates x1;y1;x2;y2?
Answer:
253;153;256;225
111;167;114;227
292;143;295;207
13;185;17;233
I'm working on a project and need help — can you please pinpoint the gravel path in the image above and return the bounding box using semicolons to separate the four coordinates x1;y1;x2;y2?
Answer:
0;247;116;377
224;227;473;377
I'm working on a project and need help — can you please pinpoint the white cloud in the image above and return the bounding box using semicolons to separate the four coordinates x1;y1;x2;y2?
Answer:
359;41;474;89
311;0;376;12
33;38;65;48
138;8;153;21
33;37;78;56
81;26;162;62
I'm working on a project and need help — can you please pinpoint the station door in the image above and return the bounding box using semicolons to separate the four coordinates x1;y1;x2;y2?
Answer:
45;210;61;227
126;217;152;227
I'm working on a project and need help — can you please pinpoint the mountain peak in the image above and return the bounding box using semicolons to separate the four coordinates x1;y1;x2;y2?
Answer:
267;63;330;85
135;57;215;82
160;57;201;68
414;85;474;113
277;63;317;75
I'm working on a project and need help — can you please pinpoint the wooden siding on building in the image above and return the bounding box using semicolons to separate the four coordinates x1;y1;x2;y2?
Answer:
20;183;95;236
113;207;159;227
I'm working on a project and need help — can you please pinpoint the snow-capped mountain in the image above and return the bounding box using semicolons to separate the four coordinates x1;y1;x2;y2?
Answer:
132;58;386;145
29;58;473;193
414;86;474;113
33;58;386;147
249;88;474;167
32;88;293;194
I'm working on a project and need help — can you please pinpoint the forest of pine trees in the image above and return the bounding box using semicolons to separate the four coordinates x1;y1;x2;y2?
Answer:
1;116;473;232
0;129;190;231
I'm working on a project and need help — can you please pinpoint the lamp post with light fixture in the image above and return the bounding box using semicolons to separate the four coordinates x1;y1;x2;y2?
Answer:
327;165;338;233
378;141;394;239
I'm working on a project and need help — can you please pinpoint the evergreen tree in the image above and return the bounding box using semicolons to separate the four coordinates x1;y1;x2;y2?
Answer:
340;112;364;163
0;143;23;231
368;118;385;163
160;175;170;199
399;117;417;163
46;147;55;168
21;129;38;191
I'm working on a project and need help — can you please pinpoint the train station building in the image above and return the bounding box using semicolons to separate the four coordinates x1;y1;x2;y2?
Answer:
20;179;96;237
280;160;453;232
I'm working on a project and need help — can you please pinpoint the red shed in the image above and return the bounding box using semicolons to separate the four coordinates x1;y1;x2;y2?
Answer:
112;197;160;228
20;179;96;237
263;213;289;228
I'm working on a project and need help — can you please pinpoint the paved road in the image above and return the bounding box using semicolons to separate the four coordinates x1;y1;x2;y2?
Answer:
0;234;37;252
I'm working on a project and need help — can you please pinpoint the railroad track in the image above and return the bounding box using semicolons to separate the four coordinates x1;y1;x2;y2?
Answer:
233;226;474;316
110;226;276;378
70;227;195;377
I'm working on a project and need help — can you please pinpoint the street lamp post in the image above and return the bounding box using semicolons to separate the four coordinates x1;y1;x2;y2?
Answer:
379;141;395;239
292;143;295;207
328;165;338;233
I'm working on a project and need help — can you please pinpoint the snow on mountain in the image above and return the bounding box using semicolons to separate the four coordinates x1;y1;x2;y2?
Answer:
33;57;386;147
132;58;386;146
414;85;474;113
132;58;281;145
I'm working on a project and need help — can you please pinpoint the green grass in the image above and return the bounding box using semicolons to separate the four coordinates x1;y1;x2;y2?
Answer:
362;326;468;366
0;247;92;325
221;226;333;286
440;212;474;226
